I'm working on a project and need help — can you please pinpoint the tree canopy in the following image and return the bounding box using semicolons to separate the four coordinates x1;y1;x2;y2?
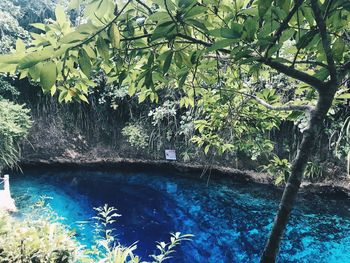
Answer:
0;0;349;155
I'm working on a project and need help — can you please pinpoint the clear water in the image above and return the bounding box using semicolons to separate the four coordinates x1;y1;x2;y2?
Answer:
10;168;350;263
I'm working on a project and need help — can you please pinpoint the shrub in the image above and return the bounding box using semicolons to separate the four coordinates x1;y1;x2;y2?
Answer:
122;123;149;149
0;210;82;262
0;99;32;170
0;204;192;263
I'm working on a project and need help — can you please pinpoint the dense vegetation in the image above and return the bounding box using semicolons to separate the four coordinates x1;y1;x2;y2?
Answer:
0;0;349;262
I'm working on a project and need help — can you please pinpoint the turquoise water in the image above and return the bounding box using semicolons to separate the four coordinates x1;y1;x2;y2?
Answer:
10;168;350;262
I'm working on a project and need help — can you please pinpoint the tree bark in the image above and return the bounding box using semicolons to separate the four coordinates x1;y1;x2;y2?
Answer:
260;86;337;262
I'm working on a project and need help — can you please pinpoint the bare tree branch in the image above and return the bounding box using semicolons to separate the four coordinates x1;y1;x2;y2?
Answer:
238;91;313;112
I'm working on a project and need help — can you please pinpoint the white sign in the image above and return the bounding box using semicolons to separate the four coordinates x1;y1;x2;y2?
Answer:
165;149;177;160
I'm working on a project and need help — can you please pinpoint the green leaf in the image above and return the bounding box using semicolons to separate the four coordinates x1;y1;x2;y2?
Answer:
221;24;242;39
58;89;67;103
68;0;80;10
19;48;54;69
279;28;295;42
296;30;317;49
332;38;345;62
97;37;110;61
151;21;176;41
30;23;46;31
258;0;273;17
337;93;350;99
178;0;196;9
50;85;57;96
179;72;188;87
128;85;136;97
15;39;26;53
28;63;43;80
40;62;57;91
174;52;183;68
138;91;147;103
301;5;314;26
83;45;96;58
79;94;89;103
204;145;210;154
55;5;67;26
163;51;173;74
78;49;92;77
244;18;257;40
185;6;207;18
207;39;237;52
0;63;17;73
147;12;170;22
314;68;329;81
60;32;86;44
277;0;291;13
110;23;121;48
186;19;208;33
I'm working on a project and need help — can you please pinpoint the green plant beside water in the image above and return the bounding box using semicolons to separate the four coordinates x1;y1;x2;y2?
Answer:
0;202;192;263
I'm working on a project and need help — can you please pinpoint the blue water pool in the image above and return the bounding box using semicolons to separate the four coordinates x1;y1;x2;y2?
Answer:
10;167;350;262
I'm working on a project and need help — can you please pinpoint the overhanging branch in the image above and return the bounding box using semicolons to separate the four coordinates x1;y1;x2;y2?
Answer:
176;34;327;90
258;57;328;90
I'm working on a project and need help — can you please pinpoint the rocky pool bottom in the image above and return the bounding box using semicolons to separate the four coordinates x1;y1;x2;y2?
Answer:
9;167;350;262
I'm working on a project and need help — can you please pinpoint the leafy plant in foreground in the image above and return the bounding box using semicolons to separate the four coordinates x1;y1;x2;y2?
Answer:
91;204;193;263
0;203;192;263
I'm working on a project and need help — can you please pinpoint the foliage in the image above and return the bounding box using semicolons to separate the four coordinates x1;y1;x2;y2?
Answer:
1;0;348;164
0;203;192;263
89;205;193;263
333;116;350;176
0;207;82;262
0;99;32;170
262;155;291;185
304;160;324;181
148;100;177;127
93;204;121;249
0;78;20;100
0;1;28;53
0;0;68;54
122;123;149;149
150;232;193;263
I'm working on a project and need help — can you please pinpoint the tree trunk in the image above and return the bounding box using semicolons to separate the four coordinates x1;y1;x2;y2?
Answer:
260;86;337;262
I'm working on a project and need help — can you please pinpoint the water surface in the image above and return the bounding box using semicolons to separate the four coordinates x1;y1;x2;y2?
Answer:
10;168;350;262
